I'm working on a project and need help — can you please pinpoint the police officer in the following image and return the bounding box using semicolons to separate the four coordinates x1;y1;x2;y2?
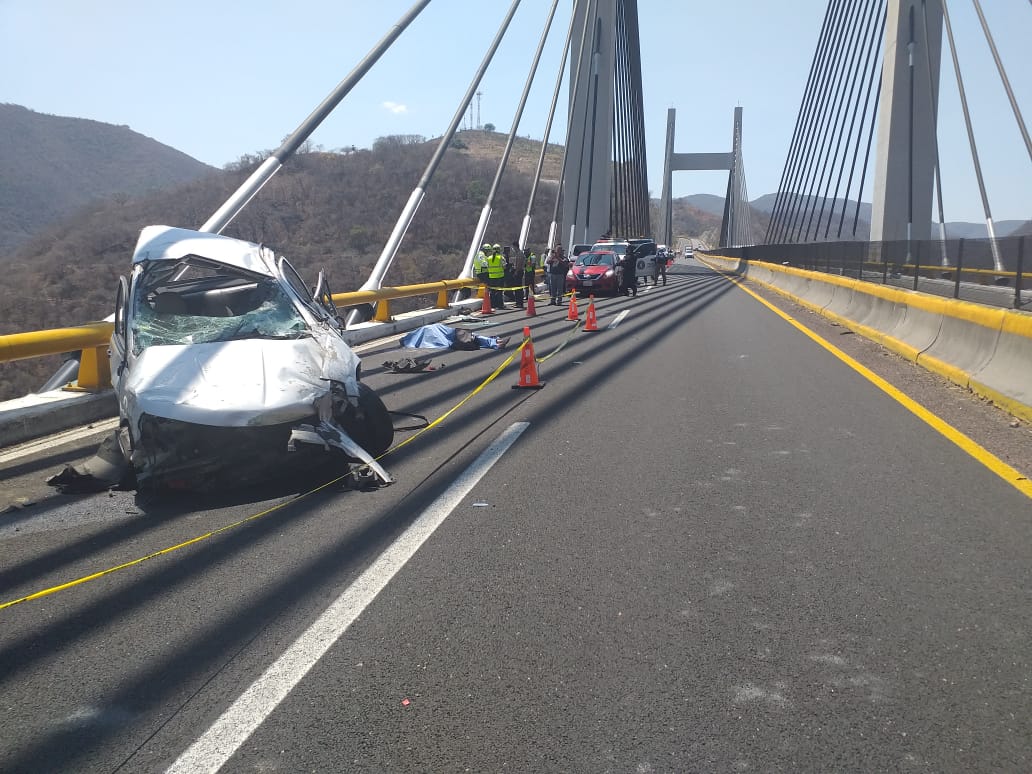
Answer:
618;249;637;297
486;243;506;308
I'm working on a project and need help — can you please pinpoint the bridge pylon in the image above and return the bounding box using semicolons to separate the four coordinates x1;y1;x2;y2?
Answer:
659;106;747;248
870;0;944;245
562;0;650;247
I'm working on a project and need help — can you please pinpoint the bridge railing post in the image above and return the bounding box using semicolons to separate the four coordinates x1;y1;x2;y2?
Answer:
954;239;965;299
1016;236;1025;310
73;345;111;392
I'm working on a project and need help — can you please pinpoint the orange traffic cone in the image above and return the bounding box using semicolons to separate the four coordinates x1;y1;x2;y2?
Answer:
526;291;537;317
584;295;599;331
566;291;579;321
512;326;545;390
479;284;494;315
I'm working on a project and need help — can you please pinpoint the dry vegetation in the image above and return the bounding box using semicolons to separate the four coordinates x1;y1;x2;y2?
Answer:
0;126;724;400
0;132;568;398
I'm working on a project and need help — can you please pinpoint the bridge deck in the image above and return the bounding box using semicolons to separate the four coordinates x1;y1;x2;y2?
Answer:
1;259;1030;772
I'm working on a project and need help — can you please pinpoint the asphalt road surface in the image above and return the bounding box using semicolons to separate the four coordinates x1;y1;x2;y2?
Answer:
1;261;1029;772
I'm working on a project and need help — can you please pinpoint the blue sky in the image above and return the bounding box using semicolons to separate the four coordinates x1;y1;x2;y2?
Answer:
1;0;1028;222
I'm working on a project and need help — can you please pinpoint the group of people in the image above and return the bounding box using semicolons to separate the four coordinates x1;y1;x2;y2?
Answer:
544;242;648;303
473;242;540;310
473;239;670;309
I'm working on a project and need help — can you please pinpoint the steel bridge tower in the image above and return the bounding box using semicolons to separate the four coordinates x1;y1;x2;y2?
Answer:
871;0;943;243
562;0;650;247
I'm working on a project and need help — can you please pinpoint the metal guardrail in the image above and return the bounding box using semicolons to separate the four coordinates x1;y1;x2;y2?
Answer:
713;236;1030;311
0;277;490;393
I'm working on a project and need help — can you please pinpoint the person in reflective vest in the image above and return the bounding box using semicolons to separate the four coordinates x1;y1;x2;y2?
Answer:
474;243;490;285
523;249;539;301
486;244;506;309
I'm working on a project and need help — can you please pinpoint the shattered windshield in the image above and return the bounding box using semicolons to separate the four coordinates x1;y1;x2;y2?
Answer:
131;259;310;355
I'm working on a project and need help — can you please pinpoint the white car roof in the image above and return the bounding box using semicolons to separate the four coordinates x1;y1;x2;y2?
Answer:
131;225;278;277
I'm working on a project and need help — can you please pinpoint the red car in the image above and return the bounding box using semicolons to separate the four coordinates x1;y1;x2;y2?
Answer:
566;250;622;296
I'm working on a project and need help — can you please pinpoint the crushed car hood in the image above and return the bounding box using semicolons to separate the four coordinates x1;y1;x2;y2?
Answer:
122;334;359;427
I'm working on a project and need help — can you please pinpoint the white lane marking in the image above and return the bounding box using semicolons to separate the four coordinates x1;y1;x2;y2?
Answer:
607;309;630;330
166;422;530;774
0;418;119;464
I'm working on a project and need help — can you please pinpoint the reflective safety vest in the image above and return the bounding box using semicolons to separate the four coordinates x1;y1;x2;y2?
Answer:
486;252;505;280
524;252;538;272
473;250;488;273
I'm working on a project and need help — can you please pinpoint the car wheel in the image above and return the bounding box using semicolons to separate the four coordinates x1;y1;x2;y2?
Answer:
338;382;394;457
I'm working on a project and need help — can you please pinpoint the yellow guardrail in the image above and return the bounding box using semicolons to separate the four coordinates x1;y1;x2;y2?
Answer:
0;275;512;392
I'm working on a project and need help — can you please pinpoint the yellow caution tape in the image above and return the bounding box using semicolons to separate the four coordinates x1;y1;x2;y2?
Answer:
0;338;534;612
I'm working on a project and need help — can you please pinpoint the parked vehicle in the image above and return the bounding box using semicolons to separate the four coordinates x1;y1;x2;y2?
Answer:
592;238;658;285
566;250;622;295
570;243;594;258
627;238;659;284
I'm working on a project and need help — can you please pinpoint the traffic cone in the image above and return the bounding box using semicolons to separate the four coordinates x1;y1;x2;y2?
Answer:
526;291;537;317
566;291;579;321
512;326;545;390
583;295;599;331
479;284;494;315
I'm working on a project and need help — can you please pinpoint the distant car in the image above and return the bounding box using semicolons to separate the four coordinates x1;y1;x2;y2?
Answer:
566;250;621;296
570;243;594;258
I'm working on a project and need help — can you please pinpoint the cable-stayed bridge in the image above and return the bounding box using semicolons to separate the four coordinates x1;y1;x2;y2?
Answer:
0;2;1030;771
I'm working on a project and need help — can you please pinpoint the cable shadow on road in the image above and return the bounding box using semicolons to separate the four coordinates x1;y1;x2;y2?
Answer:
0;268;740;771
0;406;542;772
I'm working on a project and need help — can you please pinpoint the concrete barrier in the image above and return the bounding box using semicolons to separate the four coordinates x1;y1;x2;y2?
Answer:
970;311;1032;418
700;255;1032;422
917;302;1004;388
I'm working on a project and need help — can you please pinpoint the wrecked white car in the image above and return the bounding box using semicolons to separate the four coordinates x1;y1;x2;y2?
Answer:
91;225;393;492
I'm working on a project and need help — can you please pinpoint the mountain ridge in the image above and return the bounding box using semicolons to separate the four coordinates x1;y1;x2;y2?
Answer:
0;103;216;252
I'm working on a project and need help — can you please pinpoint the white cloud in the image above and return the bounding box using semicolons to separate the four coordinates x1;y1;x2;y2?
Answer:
381;101;407;115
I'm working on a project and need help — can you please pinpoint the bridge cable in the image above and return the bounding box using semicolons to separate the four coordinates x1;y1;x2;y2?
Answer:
773;0;849;243
766;1;841;243
770;0;848;243
850;69;882;237
461;0;562;270
972;0;1032;164
919;0;950;265
940;0;1004;271
626;0;650;235
551;0;599;251
611;6;629;235
809;0;881;241
521;3;578;251
800;0;870;241
785;0;860;243
832;0;886;239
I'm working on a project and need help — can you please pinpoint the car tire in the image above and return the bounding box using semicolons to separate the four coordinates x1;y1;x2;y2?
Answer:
338;382;395;457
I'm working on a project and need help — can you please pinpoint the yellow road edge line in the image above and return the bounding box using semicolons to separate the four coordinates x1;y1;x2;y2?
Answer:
0;336;544;612
702;260;1032;500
